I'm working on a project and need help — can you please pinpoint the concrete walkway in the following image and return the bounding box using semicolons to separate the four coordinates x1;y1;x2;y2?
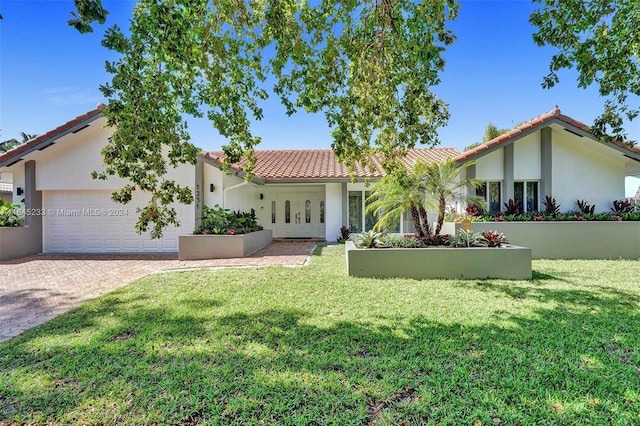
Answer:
0;241;317;342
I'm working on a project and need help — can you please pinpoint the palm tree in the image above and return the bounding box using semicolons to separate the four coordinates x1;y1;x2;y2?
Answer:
0;131;36;153
366;158;485;237
423;158;485;235
366;165;432;237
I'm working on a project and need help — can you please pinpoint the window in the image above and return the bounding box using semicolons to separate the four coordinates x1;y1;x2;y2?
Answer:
364;191;377;231
305;200;311;223
348;191;363;232
514;181;539;212
285;200;291;224
402;209;416;233
476;182;501;213
271;201;276;224
349;190;401;233
320;201;325;224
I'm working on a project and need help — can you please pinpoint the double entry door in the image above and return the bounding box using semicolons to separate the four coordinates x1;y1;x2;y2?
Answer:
276;192;324;238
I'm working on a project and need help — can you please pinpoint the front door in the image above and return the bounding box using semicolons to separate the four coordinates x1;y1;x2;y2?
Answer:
276;192;324;238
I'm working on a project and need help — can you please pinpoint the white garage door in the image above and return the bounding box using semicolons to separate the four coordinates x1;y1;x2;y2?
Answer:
43;190;195;253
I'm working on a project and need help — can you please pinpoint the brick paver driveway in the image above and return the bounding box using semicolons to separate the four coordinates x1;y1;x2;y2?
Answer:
0;241;316;342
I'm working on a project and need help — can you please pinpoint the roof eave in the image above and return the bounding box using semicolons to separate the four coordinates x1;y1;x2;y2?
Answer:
198;153;266;185
0;108;105;168
456;115;640;164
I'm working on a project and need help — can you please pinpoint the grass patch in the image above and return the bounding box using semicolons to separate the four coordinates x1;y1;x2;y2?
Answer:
1;245;640;424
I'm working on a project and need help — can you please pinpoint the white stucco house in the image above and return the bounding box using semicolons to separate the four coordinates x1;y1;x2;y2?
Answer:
0;105;194;254
0;105;639;256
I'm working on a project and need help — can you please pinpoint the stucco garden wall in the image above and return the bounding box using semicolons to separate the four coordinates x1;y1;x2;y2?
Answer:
445;221;640;259
179;230;272;260
0;226;42;260
345;241;531;280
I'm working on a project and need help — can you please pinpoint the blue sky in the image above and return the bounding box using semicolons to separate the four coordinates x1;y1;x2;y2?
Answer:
1;0;639;195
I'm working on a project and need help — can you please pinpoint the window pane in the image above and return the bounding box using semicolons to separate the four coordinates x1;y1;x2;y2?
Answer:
364;191;377;231
476;183;487;199
305;200;311;223
488;182;501;213
285;200;291;224
320;201;325;224
348;191;362;232
402;209;416;233
514;182;524;211
271;201;276;224
476;183;488;213
526;182;538;212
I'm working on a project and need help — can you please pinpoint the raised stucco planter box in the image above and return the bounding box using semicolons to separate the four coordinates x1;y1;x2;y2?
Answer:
345;240;531;280
179;230;272;260
0;226;42;260
443;222;640;260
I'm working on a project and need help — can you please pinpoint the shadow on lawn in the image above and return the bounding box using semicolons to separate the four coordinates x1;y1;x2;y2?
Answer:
1;279;640;424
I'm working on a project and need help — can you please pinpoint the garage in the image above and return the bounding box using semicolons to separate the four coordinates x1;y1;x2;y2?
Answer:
43;190;195;253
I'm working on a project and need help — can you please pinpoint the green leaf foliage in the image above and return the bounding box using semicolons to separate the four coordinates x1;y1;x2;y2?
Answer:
68;0;109;33
367;158;484;236
0;200;23;227
96;0;458;238
530;0;640;143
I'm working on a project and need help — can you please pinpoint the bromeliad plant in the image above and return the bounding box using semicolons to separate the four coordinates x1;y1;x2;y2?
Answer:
480;230;507;247
449;229;507;248
451;229;484;248
195;205;262;235
355;230;385;248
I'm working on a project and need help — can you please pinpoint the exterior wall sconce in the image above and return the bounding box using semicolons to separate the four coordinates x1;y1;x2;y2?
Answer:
259;193;264;200
210;184;215;192
16;187;23;196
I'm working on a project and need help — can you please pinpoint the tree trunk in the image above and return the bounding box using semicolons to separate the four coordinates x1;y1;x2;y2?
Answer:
435;195;446;235
411;205;431;237
419;206;432;237
410;205;425;238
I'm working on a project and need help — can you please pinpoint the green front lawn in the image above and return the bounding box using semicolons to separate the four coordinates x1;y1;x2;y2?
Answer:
1;246;639;424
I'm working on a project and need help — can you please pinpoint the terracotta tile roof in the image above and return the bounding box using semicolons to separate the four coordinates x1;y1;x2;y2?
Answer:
201;148;462;181
0;103;106;166
455;106;640;162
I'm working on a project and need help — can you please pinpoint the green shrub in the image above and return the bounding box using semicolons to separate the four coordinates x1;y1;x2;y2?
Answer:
195;205;262;235
0;200;23;227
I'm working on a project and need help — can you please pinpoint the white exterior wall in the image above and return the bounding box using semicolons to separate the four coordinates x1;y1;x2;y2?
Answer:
31;120;194;191
514;133;541;180
202;163;333;238
222;174;259;213
475;149;504;180
552;130;625;212
203;163;225;207
7;165;24;205
325;182;343;242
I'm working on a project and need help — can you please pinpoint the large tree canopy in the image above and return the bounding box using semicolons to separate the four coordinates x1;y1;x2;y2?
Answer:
88;0;457;238
530;0;640;142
